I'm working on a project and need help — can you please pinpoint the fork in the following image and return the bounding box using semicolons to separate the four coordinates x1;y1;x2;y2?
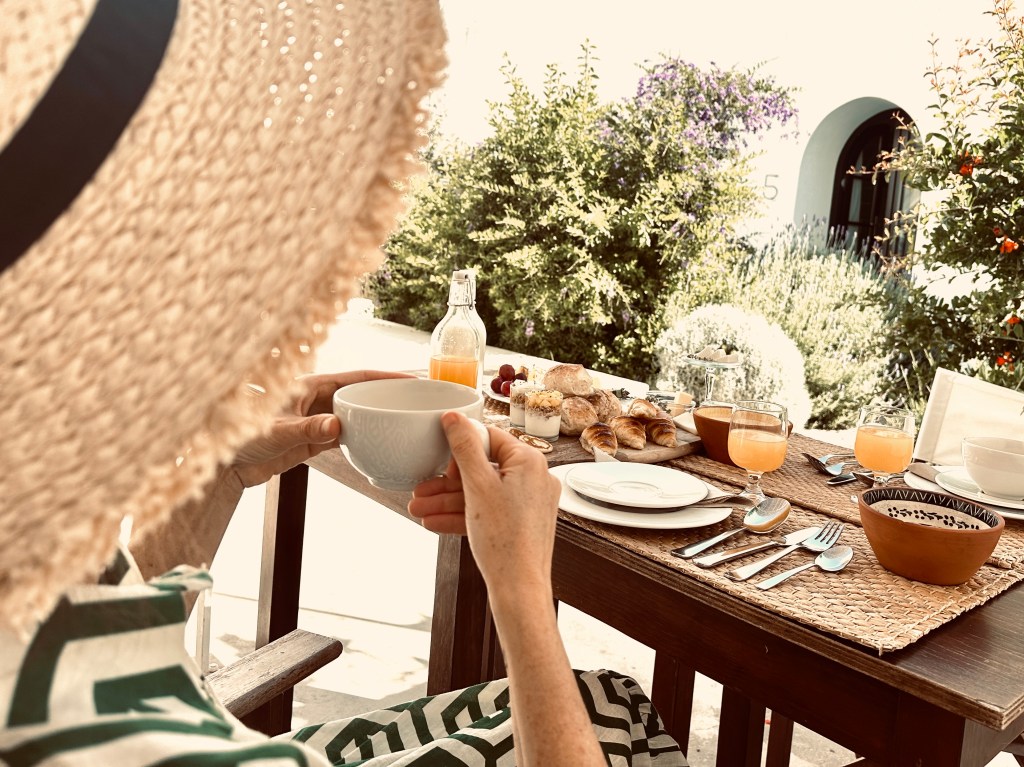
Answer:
802;450;855;467
726;520;845;581
802;453;857;476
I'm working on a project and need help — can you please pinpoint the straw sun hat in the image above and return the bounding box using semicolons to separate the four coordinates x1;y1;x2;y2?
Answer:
0;0;447;631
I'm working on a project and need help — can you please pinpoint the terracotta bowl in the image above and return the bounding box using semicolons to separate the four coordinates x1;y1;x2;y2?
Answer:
691;405;736;466
858;487;1004;586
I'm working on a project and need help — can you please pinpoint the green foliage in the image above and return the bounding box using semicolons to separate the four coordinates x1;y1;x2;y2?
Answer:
654;303;813;429
876;0;1024;398
726;228;904;429
367;47;795;380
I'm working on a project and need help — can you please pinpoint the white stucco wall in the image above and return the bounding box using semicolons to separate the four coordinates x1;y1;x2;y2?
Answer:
435;0;996;233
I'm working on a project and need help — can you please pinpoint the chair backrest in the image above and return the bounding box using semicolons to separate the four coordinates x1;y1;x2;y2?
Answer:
914;367;1024;465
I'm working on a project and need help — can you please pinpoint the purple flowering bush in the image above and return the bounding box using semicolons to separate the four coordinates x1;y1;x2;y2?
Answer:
369;48;795;380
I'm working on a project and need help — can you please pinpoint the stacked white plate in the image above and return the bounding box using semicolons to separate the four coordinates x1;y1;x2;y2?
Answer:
905;465;1024;520
551;462;734;529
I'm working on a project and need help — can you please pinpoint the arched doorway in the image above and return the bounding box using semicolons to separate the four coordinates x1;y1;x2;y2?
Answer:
828;109;913;259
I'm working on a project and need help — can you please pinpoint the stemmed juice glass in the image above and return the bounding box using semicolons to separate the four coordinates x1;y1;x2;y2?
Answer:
854;405;915;486
727;400;789;502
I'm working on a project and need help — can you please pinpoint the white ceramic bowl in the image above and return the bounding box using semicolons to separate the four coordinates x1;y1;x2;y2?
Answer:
962;436;1024;501
333;378;487;491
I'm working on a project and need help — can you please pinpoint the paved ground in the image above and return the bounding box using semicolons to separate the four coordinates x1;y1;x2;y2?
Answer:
194;309;1016;766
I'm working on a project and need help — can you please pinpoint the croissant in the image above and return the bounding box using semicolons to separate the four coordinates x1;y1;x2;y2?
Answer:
579;422;617;457
609;415;646;450
644;417;678;447
628;398;660;419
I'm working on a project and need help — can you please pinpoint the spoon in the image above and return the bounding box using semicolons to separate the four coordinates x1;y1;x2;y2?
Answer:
671;497;791;559
755;544;854;590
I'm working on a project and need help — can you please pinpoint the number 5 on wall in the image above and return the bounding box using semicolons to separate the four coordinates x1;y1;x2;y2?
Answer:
763;174;779;200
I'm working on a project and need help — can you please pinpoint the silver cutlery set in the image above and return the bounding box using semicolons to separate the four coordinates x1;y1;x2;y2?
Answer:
671;494;852;589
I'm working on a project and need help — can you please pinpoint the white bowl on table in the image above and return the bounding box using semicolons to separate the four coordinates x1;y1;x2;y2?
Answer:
962;436;1024;501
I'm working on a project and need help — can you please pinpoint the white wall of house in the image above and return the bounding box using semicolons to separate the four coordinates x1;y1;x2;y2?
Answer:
436;0;996;235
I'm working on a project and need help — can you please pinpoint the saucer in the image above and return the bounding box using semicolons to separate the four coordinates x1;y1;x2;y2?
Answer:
551;464;732;530
566;463;708;509
934;467;1024;517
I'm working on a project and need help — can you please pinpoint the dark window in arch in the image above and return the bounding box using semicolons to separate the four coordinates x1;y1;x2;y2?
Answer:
828;109;912;259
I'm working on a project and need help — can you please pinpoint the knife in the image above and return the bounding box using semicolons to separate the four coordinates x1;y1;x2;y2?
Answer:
726;526;826;581
691;526;821;568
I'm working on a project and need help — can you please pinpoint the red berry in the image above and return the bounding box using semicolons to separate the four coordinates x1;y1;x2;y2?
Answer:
490;376;504;393
501;379;513;397
515;372;528;381
499;363;516;381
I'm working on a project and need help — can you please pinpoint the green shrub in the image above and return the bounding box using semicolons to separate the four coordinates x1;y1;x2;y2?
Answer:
654;303;813;428
725;227;902;428
367;47;795;381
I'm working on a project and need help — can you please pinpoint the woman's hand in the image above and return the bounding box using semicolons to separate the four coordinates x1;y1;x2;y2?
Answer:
232;370;412;487
408;412;562;597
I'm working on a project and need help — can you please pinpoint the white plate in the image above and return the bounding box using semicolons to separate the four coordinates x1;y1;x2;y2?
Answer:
934;467;1024;516
565;462;709;509
551;464;733;530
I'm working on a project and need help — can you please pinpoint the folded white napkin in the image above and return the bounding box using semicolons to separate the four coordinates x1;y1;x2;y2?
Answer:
673;410;698;436
593;448;619;463
914;367;1024;466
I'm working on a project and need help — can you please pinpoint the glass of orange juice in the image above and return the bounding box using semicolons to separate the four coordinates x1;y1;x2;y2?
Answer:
727;400;789;502
854;405;915;486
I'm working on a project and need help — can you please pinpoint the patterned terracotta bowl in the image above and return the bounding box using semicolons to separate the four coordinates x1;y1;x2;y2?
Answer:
858;487;1004;586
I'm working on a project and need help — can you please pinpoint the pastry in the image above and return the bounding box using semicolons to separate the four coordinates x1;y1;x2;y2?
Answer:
586;388;622;423
560;396;598;436
609;415;646;450
579;422;617;457
543;363;595;397
644;417;678;447
628;398;660;419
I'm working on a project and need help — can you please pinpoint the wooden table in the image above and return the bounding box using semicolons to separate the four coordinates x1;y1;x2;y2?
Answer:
261;446;1024;766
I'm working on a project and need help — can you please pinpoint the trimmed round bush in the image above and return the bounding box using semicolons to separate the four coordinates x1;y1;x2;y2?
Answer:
655;303;813;428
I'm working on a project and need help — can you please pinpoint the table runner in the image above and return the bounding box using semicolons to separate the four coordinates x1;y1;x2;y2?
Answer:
666;432;1024;570
559;433;1024;654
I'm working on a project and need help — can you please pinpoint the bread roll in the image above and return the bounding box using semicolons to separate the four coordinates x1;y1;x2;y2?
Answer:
586;388;622;423
579;422;617;457
543;363;594;397
644;417;678;447
628;398;660;419
560;396;598;436
609;415;646;450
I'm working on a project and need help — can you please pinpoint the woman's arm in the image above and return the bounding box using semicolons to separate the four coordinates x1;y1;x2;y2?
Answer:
408;414;607;766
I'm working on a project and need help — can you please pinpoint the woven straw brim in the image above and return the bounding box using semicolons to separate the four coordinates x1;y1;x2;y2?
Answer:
0;0;447;632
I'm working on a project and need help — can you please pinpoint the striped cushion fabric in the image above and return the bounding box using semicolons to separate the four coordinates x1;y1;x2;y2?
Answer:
0;546;686;766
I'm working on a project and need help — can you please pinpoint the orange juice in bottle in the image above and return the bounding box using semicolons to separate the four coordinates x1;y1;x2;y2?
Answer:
428;269;486;388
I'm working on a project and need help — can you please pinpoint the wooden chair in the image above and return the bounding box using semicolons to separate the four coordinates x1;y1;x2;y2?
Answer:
205;464;343;735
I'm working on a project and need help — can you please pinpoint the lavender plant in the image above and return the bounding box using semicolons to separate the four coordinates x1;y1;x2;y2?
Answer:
369;47;795;381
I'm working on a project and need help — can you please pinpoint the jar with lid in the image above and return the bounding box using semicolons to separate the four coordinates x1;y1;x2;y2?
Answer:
428;269;486;388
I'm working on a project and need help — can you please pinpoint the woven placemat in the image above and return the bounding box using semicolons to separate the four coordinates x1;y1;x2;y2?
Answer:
667;432;1024;571
560;501;1024;654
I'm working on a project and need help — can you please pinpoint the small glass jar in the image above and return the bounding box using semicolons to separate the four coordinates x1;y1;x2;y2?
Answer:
525;389;562;441
509;380;541;428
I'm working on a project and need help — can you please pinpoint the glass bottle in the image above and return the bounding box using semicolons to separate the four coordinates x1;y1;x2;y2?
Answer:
464;269;488;374
428;269;486;388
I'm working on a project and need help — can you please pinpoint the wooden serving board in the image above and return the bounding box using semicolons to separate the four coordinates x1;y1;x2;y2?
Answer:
481;402;702;466
543;427;702;467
